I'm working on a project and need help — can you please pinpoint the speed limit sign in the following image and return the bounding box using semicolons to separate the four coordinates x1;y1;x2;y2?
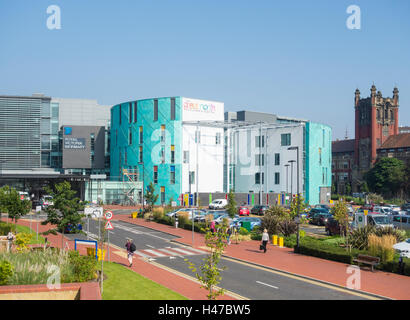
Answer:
105;211;113;220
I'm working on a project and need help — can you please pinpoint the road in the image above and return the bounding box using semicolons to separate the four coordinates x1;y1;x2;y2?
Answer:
65;218;378;300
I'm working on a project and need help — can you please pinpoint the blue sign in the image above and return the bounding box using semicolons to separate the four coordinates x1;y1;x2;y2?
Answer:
189;194;193;206
64;127;72;135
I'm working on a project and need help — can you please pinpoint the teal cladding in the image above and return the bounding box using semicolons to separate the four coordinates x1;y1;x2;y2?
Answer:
110;97;182;205
305;122;332;205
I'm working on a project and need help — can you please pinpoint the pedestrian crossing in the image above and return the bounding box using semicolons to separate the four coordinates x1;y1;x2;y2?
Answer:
133;246;207;259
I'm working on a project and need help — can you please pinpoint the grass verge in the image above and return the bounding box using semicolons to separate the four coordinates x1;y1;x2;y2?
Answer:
99;261;188;300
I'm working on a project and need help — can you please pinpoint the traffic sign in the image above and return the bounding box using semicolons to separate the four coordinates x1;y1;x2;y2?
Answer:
105;211;113;220
105;220;114;230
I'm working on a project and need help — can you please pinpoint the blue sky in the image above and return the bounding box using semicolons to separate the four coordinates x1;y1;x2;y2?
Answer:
0;0;409;139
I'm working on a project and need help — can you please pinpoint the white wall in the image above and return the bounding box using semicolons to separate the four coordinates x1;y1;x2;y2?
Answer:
181;98;224;195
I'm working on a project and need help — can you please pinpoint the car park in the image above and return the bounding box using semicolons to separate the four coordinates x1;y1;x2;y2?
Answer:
392;215;410;230
238;206;250;216
250;205;269;216
209;199;228;210
309;212;332;226
237;217;261;231
308;208;329;219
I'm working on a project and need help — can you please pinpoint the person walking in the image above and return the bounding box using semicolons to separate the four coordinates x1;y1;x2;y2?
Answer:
125;239;136;267
226;226;232;245
261;229;269;253
210;220;216;234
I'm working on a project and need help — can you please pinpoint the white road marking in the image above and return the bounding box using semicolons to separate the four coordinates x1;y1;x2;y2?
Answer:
182;247;207;254
169;248;196;255
157;248;182;256
133;251;150;258
256;281;279;290
144;249;167;257
146;244;155;248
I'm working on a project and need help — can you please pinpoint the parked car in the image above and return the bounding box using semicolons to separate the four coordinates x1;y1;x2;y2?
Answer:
18;191;30;201
325;217;347;236
385;204;401;213
209;199;228;210
238;206;250;216
373;206;392;215
310;212;333;226
166;208;196;219
213;213;239;225
392;214;410;230
40;195;53;209
251;205;269;216
315;204;331;211
307;208;329;219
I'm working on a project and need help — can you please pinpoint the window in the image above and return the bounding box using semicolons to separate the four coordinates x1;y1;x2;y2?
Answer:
390;110;394;120
281;133;291;146
255;154;264;166
129;103;132;123
377;109;380;120
255;136;265;148
385;109;388;119
161;146;165;164
170;166;175;184
171;145;175;164
139;126;143;144
154;166;158;184
319;148;322;165
255;172;264;184
129;128;132;145
274;153;280;166
322;129;325;146
171;98;176;120
115;129;118;145
161;125;165;143
195;130;201;143
189;171;195;184
139;146;143;163
134;101;138;123
119;104;122;125
216;132;221;145
160;186;165;204
183;151;189;164
124;148;127;165
275;172;280;185
154;99;158;121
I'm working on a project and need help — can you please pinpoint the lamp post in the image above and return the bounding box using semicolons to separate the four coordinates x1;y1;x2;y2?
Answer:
284;164;290;200
288;146;300;250
288;160;295;200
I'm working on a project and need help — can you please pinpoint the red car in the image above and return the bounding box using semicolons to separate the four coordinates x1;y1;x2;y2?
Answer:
238;206;250;216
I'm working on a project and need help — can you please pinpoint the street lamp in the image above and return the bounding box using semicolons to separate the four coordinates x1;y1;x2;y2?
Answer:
288;146;300;250
284;164;290;195
288;160;296;199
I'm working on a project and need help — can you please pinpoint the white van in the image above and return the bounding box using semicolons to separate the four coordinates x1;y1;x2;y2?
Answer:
353;212;394;229
392;215;410;230
209;199;228;210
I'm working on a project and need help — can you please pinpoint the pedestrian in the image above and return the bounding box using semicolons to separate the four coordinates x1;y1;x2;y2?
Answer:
210;220;216;234
6;231;14;252
226;226;232;245
125;238;136;267
261;229;269;253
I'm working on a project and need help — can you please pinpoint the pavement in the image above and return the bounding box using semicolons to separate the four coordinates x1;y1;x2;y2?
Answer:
4;214;410;300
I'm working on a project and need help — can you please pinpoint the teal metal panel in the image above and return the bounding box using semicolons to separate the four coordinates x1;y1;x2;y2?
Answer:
110;97;183;205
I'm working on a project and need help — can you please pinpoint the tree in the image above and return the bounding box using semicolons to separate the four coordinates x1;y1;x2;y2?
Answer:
144;182;158;212
331;199;350;249
0;186;31;223
360;181;369;193
185;227;227;300
41;181;84;235
225;189;237;218
365;158;406;198
345;183;352;196
289;194;307;219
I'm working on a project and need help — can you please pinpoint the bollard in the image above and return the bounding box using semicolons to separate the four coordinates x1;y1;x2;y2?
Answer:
279;237;284;248
273;235;278;246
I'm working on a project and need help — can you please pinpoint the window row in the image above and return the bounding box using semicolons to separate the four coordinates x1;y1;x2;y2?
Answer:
254;172;280;185
119;98;176;124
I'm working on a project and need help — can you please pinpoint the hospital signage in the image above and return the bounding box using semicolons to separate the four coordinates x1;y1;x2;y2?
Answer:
64;137;86;149
183;100;216;113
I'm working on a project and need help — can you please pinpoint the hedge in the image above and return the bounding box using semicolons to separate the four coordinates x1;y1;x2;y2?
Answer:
377;258;410;276
0;222;16;235
295;243;353;264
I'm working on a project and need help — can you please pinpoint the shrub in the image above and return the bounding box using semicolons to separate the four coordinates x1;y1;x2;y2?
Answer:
368;234;395;263
295;241;354;264
67;250;97;283
250;233;262;241
348;226;376;250
0;260;13;285
177;215;189;228
373;227;406;243
239;227;249;235
153;209;164;221
279;220;297;237
284;234;297;248
15;232;33;252
0;222;16;235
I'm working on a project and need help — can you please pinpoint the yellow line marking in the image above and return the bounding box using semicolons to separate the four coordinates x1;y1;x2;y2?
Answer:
221;257;384;300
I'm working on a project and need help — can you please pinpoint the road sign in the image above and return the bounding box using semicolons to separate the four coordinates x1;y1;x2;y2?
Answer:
105;211;113;220
105;220;114;230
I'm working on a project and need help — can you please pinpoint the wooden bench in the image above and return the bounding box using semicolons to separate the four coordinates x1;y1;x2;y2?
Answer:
353;254;380;272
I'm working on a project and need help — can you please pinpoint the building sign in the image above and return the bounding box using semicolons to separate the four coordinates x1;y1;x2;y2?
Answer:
183;99;216;114
64;137;86;149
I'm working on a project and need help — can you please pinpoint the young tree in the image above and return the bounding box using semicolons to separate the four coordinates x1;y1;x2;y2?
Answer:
0;186;31;224
144;182;158;212
331;199;350;250
289;194;307;219
185;227;227;300
41;181;84;235
226;189;237;218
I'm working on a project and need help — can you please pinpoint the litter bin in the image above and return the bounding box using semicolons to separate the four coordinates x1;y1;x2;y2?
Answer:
132;212;138;219
242;221;252;232
86;248;106;261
